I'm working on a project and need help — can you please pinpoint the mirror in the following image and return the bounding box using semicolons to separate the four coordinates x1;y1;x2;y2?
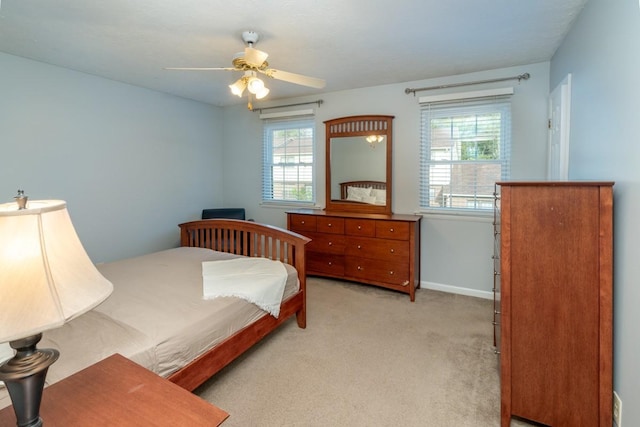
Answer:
324;115;393;214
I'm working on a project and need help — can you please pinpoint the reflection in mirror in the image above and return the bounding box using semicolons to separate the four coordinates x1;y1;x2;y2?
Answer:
330;136;386;202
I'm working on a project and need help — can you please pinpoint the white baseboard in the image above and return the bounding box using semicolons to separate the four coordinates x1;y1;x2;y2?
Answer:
421;281;493;300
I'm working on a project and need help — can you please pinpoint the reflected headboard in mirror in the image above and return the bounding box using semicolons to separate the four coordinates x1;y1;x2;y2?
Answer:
325;115;393;214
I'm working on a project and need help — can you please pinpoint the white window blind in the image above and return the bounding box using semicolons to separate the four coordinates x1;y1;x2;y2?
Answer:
419;96;511;213
262;116;315;203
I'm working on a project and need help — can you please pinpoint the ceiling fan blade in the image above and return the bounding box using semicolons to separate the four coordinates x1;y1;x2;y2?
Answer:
264;68;326;89
244;47;269;67
164;67;236;71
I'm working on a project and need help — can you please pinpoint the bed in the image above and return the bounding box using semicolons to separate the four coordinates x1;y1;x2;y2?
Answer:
0;219;310;409
340;180;387;204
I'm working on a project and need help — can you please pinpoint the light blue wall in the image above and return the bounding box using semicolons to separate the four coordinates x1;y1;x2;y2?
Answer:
550;0;640;423
0;52;225;263
221;62;551;297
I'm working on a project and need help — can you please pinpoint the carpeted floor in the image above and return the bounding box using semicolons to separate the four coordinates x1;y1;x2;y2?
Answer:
195;277;534;426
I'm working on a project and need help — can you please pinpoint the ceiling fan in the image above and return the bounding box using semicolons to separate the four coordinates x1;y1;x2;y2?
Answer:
166;31;326;110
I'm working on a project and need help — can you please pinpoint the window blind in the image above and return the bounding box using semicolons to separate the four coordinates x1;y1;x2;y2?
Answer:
262;116;315;203
419;96;511;213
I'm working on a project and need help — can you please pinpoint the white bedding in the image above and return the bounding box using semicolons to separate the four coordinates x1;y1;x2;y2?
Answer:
0;247;299;410
203;257;288;317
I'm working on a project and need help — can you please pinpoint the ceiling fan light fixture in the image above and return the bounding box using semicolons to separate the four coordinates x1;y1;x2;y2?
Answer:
229;78;247;97
255;86;270;100
167;30;325;110
247;76;265;94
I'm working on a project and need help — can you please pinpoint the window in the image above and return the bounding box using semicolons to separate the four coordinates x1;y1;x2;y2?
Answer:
262;117;315;203
419;98;511;213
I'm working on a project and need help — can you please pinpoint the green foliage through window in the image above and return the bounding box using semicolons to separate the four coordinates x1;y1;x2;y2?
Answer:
461;139;499;160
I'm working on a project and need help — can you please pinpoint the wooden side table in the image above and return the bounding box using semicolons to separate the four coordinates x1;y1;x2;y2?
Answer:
0;353;228;426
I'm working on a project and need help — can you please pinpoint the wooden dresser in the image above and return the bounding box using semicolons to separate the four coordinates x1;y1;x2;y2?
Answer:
496;182;613;427
287;209;421;301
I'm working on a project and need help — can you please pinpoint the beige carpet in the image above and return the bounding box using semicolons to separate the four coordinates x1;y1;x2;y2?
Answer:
195;277;534;427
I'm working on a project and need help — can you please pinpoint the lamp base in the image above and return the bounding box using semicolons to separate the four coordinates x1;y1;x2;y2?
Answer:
0;334;59;427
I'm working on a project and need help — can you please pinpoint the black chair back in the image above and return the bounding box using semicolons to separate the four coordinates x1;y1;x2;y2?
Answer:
202;208;246;220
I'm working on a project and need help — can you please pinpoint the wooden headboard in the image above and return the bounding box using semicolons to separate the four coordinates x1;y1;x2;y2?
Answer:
340;180;386;199
179;219;309;271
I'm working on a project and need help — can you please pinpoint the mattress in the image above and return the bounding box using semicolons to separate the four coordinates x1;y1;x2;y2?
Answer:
0;247;299;410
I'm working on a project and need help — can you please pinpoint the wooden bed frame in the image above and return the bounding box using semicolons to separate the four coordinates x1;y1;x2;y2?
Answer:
167;219;310;392
340;180;386;200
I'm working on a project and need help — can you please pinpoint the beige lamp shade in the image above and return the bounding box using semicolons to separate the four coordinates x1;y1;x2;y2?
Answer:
0;200;113;343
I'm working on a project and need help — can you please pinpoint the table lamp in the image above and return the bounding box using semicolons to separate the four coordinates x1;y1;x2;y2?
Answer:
0;195;113;427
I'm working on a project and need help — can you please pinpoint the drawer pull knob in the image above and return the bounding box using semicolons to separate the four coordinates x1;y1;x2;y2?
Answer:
389;228;394;232
357;266;362;270
357;245;361;249
328;242;333;246
328;262;332;266
357;225;362;230
389;271;394;275
328;223;332;227
301;220;305;224
390;249;395;253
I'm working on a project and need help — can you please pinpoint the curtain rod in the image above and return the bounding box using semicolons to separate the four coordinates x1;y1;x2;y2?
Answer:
404;73;530;95
252;99;324;113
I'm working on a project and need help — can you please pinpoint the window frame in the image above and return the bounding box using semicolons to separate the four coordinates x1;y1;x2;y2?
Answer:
262;116;316;206
419;98;511;216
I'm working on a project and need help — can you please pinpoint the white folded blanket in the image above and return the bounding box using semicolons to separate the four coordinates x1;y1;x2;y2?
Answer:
202;257;288;317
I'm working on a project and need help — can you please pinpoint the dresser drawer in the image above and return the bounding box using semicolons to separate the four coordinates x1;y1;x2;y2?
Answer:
344;237;410;260
308;252;345;276
345;257;410;286
345;218;376;237
317;217;345;234
305;232;345;254
375;221;410;240
288;214;316;232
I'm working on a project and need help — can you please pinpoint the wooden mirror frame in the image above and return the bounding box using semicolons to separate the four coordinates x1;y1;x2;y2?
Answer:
324;115;393;214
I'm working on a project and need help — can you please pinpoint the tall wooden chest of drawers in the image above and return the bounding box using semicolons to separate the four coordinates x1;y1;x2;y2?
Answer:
496;182;613;427
287;210;421;301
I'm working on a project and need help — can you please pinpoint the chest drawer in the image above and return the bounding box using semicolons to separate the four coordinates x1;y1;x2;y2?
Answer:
345;257;410;286
344;237;409;260
317;217;345;234
308;252;345;276
305;232;345;254
288;214;316;232
345;218;376;237
375;221;410;240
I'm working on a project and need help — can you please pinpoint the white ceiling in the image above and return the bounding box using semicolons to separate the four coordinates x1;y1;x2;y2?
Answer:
0;0;587;107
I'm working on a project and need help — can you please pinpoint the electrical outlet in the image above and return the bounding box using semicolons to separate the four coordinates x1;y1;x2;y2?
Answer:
613;391;622;426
